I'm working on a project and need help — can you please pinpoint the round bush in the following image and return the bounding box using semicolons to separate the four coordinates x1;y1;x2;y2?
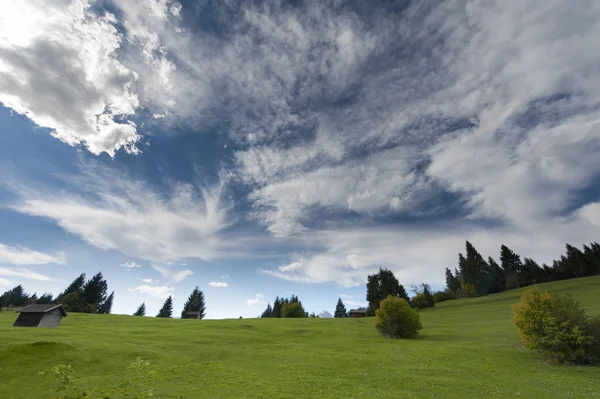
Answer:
375;295;423;338
512;287;600;365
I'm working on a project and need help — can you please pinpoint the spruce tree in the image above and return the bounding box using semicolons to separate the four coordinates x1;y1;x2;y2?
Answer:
36;293;54;304
486;257;506;294
462;241;489;295
500;245;523;289
334;297;347;318
272;296;282;318
83;272;108;310
58;273;86;298
445;268;461;292
180;286;206;319
133;302;146;316
157;296;173;318
261;303;273;318
98;291;114;314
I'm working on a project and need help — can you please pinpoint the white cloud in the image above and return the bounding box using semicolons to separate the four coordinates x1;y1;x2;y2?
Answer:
339;294;352;299
120;261;142;269
140;278;155;284
0;267;52;281
129;285;173;299
0;243;65;266
246;294;265;306
278;261;303;272
344;299;366;307
153;265;194;283
0;0;145;156
0;277;13;288
208;282;228;288
9;162;230;264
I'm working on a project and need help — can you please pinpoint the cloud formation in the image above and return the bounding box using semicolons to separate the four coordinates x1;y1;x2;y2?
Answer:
120;261;142;269
208;282;228;288
0;243;65;266
0;267;52;281
129;285;173;299
9;162;230;264
246;294;265;306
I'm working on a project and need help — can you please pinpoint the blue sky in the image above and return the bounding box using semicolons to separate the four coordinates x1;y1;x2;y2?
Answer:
1;0;599;318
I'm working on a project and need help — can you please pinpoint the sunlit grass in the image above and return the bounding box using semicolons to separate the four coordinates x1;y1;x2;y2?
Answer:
1;276;599;398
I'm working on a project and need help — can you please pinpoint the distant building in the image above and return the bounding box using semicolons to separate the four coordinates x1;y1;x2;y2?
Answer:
349;308;367;318
13;304;67;328
320;310;333;319
183;311;202;319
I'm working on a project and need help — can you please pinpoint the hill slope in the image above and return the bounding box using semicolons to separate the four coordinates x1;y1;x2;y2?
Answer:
1;277;599;398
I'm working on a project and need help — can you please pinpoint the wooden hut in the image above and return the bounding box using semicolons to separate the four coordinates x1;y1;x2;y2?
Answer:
13;304;67;328
183;311;202;319
349;308;367;318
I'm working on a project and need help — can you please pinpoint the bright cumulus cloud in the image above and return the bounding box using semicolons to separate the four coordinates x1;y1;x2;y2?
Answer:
209;282;228;288
1;0;600;319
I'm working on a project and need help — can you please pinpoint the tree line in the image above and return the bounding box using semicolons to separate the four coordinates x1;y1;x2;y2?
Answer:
259;295;318;318
0;272;114;314
444;241;600;299
0;273;207;319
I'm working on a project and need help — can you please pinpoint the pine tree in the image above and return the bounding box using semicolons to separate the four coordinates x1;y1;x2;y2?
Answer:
272;296;282;318
157;296;173;318
500;245;523;289
366;268;410;315
334;297;347;318
422;284;435;308
133;302;146;316
445;268;461;292
486;257;506;294
461;241;489;295
0;285;30;307
58;273;86;298
83;272;108;310
180;286;206;319
97;291;114;314
261;303;273;318
36;293;54;304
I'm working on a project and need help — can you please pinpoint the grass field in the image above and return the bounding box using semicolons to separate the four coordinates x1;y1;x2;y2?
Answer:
1;277;599;398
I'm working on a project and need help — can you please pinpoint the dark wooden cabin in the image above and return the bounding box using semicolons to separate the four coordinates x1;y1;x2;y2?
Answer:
183;311;202;319
349;308;367;318
13;304;67;328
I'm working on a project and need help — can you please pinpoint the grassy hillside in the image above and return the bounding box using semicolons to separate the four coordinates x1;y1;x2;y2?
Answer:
1;277;599;398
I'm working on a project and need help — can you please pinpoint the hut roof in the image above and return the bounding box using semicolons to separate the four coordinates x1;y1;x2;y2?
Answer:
349;308;367;314
15;304;67;317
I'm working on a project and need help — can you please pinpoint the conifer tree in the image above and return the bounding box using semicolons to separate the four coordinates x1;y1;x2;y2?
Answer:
36;293;54;304
272;296;283;318
157;296;173;318
58;273;86;298
97;291;114;314
83;272;108;309
486;257;506;294
180;286;206;319
133;302;146;316
500;245;525;289
334;297;347;318
366;268;410;315
445;268;461;292
261;303;273;318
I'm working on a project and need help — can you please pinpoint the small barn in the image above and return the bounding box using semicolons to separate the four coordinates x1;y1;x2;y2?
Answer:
13;304;67;328
183;311;202;319
349;308;367;318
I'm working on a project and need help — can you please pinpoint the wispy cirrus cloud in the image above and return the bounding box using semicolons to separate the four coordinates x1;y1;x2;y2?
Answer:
6;162;231;265
0;243;65;266
0;267;52;281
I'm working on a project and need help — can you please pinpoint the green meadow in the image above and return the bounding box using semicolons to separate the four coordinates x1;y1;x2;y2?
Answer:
1;277;599;398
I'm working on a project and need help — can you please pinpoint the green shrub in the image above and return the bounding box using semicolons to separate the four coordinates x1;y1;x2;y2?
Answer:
281;302;305;318
433;290;456;303
410;293;430;309
375;295;423;338
512;287;600;365
460;282;477;298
